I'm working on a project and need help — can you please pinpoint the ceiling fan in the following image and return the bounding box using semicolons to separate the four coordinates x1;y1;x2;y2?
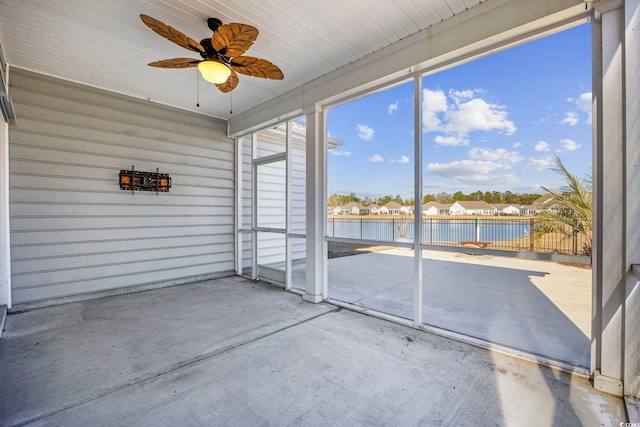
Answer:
140;14;283;93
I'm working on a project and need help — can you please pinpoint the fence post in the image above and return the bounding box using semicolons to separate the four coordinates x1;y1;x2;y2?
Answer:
573;218;578;255
392;218;396;240
360;217;363;239
430;218;433;245
475;217;481;242
529;217;534;252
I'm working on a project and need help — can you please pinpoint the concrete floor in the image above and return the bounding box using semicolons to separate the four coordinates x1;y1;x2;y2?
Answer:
0;276;625;426
292;249;591;368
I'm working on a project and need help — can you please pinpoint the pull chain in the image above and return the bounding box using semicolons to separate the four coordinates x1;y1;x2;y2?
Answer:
230;91;233;115
196;71;200;108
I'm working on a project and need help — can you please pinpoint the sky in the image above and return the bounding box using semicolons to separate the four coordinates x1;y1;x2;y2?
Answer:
326;23;592;201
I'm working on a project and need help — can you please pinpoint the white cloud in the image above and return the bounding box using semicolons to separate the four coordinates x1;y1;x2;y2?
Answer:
330;150;352;156
391;155;410;164
368;154;384;163
434;135;469;147
577;92;592;110
535;141;551;152
567;92;592;124
357;124;375;141
512;142;523;148
422;182;462;190
525;156;555;171
427;160;519;184
445;98;516;135
450;89;475;103
561;111;579;126
422;88;516;144
468;147;523;164
513;184;544;193
427;159;507;176
560;138;581;151
422;89;448;132
388;101;399;115
579;92;593;124
459;174;520;184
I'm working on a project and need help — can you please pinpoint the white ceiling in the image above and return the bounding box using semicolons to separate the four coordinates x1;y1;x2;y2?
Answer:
0;0;484;120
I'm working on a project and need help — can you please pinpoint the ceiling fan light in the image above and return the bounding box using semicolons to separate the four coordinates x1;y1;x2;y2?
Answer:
197;61;231;84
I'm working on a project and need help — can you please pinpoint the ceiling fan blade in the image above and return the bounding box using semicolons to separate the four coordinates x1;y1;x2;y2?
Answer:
140;14;205;53
230;56;284;80
216;70;239;93
211;23;258;58
148;58;201;68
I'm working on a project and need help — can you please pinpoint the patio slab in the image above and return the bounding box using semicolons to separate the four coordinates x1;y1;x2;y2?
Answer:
0;277;335;425
325;249;592;368
0;276;624;426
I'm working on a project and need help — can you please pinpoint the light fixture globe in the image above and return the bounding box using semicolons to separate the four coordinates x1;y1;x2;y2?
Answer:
197;60;231;84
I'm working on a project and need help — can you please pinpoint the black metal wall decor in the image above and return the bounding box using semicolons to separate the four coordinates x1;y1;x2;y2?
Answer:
119;166;171;195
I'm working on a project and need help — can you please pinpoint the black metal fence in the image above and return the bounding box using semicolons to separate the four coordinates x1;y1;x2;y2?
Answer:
327;217;590;256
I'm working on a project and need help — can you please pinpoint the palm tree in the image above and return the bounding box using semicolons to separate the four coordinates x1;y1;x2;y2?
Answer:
533;156;592;255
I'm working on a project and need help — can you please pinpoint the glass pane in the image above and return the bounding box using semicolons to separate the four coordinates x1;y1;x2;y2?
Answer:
327;243;413;321
326;79;415;321
290;236;306;292
290;120;306;235
240;232;253;278
240;136;252;230
257;161;286;229
327;80;415;244
419;23;592;367
257;231;286;286
255;127;286;158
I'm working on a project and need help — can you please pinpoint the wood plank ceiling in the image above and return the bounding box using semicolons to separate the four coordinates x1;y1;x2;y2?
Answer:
0;0;483;120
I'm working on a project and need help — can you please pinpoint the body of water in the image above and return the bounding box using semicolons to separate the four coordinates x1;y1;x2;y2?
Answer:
327;218;530;243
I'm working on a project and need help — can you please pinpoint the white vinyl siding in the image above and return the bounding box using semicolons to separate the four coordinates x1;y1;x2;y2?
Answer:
8;68;235;304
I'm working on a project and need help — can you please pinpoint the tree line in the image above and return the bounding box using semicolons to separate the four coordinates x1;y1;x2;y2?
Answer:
327;191;543;207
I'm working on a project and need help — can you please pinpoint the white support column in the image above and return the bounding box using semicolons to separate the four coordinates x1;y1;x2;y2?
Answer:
413;75;423;326
0;117;10;308
304;104;327;303
250;133;258;281
285;120;293;291
592;0;626;397
624;0;640;399
591;5;604;382
234;136;242;276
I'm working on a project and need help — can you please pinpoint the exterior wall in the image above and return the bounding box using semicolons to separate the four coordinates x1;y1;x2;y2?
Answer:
8;68;235;304
502;206;520;215
449;203;466;215
423;207;438;215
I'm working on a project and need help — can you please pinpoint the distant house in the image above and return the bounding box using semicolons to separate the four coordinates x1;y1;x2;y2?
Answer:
400;205;413;215
532;195;555;206
340;202;365;215
422;202;450;216
491;203;522;216
381;201;403;215
531;195;565;214
449;201;497;215
329;206;342;216
368;204;381;215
